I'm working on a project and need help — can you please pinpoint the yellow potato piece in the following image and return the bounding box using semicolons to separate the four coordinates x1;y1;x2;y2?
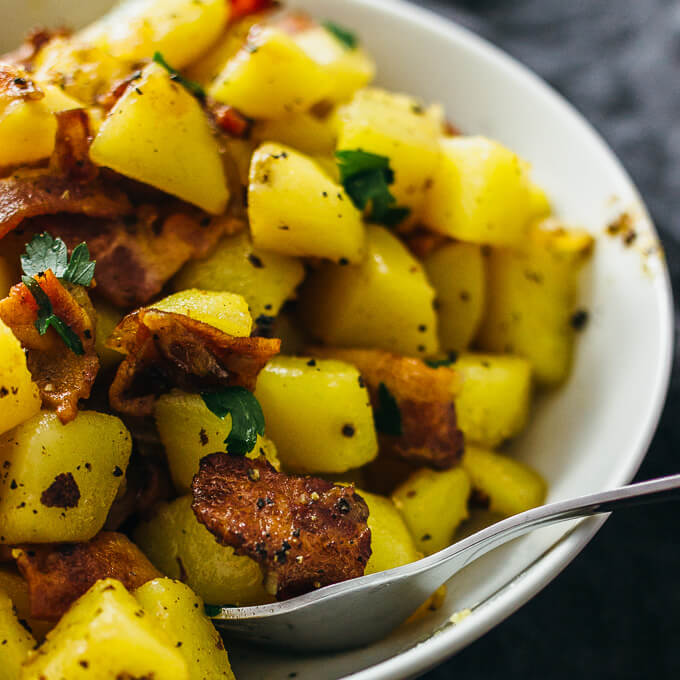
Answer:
21;579;187;680
423;136;536;245
0;412;131;544
299;225;439;357
454;353;532;448
252;111;338;157
150;289;252;337
135;496;270;606
424;242;486;352
93;298;125;371
135;578;235;680
90;63;229;214
462;446;547;517
392;466;471;554
0;588;35;680
173;232;305;321
76;0;229;68
248;143;365;263
254;356;378;474
0;567;52;642
209;27;330;119
0;320;41;436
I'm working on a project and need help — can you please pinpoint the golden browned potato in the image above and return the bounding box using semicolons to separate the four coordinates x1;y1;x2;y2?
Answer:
0;588;36;679
252;112;338;156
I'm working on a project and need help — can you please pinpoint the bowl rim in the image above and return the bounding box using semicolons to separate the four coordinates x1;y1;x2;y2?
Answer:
339;0;675;678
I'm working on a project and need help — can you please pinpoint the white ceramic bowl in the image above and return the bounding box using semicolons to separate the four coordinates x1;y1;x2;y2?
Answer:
1;0;673;677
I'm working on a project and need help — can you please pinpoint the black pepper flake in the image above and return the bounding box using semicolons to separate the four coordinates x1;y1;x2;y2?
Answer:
341;424;355;438
336;498;351;514
135;87;143;95
421;533;432;541
418;324;427;332
338;257;350;266
79;660;89;669
256;498;266;509
279;225;290;230
255;314;275;327
112;466;123;477
570;309;589;331
417;344;426;352
292;528;300;537
306;359;317;367
459;290;470;302
13;77;27;87
200;216;211;227
248;253;264;269
0;387;8;398
199;428;209;446
358;375;365;389
264;304;272;311
83;329;92;339
9;479;17;490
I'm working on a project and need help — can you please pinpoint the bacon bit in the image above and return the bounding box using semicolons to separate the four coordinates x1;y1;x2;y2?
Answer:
230;0;276;22
107;309;280;416
14;532;160;621
49;109;99;182
0;65;44;101
96;71;143;111
275;11;317;34
402;227;451;259
309;348;464;470
209;102;252;138
0;270;99;423
192;453;371;599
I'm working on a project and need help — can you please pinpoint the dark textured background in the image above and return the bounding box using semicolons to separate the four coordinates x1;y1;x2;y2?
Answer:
412;1;680;678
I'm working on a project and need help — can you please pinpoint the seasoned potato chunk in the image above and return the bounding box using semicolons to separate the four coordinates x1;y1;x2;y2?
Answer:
154;390;280;493
248;143;365;263
90;63;229;215
173;232;305;321
476;224;594;384
360;490;421;575
462;447;546;517
252;112;338;156
76;0;229;68
423;136;536;245
93;298;124;371
254;356;378;473
0;568;51;641
0;319;41;436
0;588;35;679
454;353;532;448
209;27;330;119
423;242;486;352
0;412;131;544
135;496;270;606
150;289;253;337
392;467;471;554
299;225;439;357
336;88;441;217
135;578;235;680
21;579;187;680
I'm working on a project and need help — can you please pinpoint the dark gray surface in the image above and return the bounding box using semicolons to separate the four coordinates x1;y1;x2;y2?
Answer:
412;1;680;678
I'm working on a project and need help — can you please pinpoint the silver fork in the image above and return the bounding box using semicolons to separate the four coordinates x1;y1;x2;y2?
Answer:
210;473;680;652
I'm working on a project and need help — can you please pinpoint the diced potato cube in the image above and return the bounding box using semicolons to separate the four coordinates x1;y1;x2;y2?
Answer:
392;467;471;554
336;88;441;217
254;357;378;473
252;112;338;156
476;224;594;385
209;27;330;119
423;242;486;352
76;0;229;68
135;496;269;606
150;289;252;337
0;588;35;679
454;353;532;448
462;446;547;517
293;26;376;103
0;567;51;641
360;490;421;575
0;412;132;544
154;390;280;493
21;579;187;680
173;232;305;321
135;578;235;680
423;136;535;245
93;298;124;371
248;143;365;263
90;63;229;215
0;320;41;436
299;225;439;357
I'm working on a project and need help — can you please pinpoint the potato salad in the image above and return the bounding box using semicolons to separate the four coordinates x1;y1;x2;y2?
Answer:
0;0;593;677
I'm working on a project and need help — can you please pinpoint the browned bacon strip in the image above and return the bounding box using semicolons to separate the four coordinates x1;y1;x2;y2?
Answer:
192;453;371;599
14;532;160;620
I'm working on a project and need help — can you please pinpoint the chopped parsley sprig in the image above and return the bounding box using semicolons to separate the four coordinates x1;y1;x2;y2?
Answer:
336;149;410;227
202;387;266;455
153;51;206;100
374;382;402;436
323;21;358;49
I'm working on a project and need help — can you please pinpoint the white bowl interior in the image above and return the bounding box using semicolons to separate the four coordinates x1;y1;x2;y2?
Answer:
0;1;672;678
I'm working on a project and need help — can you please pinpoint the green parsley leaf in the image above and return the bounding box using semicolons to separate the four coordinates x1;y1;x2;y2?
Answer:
204;604;224;617
21;233;68;278
153;51;206;100
21;276;84;355
21;233;96;287
323;21;358;49
201;387;265;455
425;353;458;369
335;149;411;227
374;382;402;436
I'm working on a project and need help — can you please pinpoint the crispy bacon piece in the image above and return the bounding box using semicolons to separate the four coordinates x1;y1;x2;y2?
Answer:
192;453;371;599
209;102;252;138
230;0;275;22
402;227;451;260
0;270;99;423
14;532;160;621
107;309;280;416
310;348;464;470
